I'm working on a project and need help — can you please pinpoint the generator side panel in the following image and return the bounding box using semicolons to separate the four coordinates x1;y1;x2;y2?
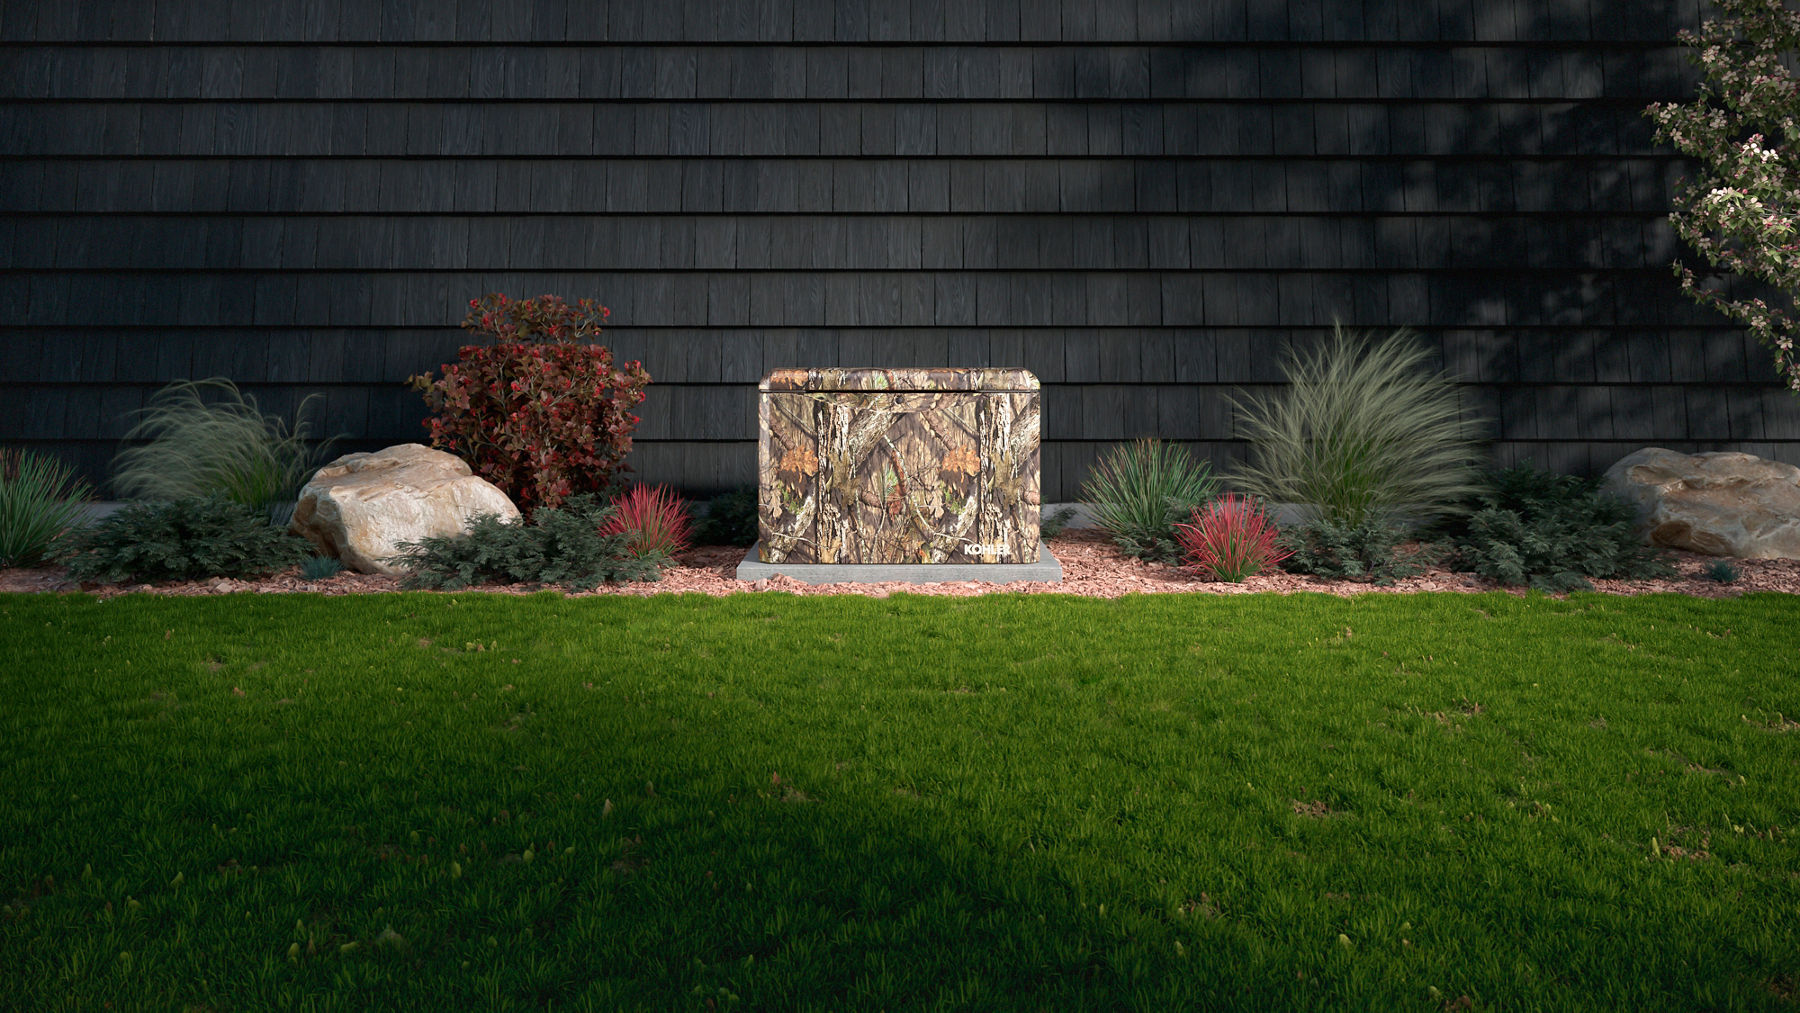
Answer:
757;392;820;563
975;391;1042;563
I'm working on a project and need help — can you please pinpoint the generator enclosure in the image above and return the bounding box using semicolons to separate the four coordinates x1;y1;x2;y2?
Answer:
757;367;1042;565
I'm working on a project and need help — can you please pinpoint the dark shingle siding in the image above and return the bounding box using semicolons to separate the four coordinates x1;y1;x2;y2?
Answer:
2;0;1795;497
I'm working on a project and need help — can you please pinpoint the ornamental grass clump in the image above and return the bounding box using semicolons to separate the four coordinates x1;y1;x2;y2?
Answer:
1229;325;1485;530
300;555;344;581
1081;439;1221;562
1173;493;1290;582
0;448;93;567
112;379;331;525
409;293;650;515
601;484;694;559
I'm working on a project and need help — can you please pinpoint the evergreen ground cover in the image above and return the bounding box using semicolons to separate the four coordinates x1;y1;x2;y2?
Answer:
2;591;1797;1011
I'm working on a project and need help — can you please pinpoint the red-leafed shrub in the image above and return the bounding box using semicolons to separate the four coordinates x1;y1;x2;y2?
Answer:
600;484;693;559
1174;493;1291;582
409;293;650;514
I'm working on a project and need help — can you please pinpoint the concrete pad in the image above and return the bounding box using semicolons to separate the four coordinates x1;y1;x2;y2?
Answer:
736;543;1063;585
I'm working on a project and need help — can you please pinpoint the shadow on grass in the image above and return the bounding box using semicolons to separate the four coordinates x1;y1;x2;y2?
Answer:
2;590;1797;1010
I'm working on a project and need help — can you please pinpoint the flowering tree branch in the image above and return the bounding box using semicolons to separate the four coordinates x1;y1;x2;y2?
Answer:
1647;0;1800;392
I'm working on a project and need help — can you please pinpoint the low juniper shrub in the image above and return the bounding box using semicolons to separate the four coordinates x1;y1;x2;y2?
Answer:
389;493;663;591
1278;518;1436;586
64;496;312;584
1447;466;1674;592
1173;494;1290;582
1701;559;1742;584
601;484;693;558
692;486;759;547
1457;466;1612;526
300;555;344;581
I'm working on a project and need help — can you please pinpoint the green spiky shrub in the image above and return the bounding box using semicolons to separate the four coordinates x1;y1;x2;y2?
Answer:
63;496;313;584
1229;325;1485;530
0;448;94;567
1081;439;1221;562
692;486;760;547
300;555;344;581
1701;559;1742;584
111;378;332;525
1448;466;1676;592
389;493;665;591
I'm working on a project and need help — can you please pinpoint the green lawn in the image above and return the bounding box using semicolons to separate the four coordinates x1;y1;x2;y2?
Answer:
2;590;1797;1011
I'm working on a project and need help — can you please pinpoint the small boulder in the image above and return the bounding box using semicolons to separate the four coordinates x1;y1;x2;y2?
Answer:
1601;447;1800;559
291;444;519;574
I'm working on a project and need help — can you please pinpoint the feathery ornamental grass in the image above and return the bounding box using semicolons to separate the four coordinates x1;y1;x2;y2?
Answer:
111;378;332;522
0;448;92;567
1230;326;1486;530
1;591;1797;1011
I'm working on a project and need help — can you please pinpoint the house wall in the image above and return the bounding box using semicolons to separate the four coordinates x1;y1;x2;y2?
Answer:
3;0;1797;499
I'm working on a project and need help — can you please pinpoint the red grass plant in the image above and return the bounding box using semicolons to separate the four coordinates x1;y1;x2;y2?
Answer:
1173;493;1291;582
600;484;693;559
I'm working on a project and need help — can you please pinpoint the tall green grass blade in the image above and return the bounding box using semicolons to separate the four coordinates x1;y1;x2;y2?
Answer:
0;448;93;566
1080;438;1220;561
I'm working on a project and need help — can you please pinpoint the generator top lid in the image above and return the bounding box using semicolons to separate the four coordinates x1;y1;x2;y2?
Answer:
760;367;1038;393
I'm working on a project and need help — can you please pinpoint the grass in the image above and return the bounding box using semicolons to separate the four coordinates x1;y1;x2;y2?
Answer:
1080;438;1221;562
0;448;93;567
1229;325;1485;529
2;590;1798;1011
111;378;331;522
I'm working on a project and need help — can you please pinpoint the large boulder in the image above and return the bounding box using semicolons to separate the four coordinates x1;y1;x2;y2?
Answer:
291;444;519;574
1601;447;1800;559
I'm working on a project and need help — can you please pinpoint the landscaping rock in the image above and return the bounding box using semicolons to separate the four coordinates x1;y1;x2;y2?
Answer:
1601;447;1800;559
290;444;519;574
